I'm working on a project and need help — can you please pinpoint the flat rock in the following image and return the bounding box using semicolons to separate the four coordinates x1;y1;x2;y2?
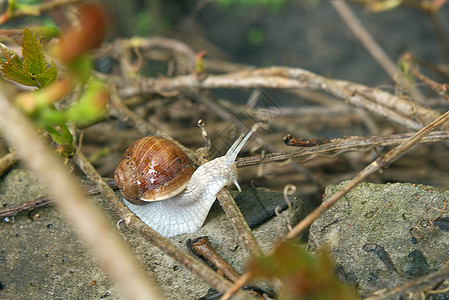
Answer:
308;181;449;297
0;169;305;299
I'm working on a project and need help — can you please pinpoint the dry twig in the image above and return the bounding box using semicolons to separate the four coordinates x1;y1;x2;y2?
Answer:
236;130;449;167
0;179;117;218
1;0;84;21
0;152;19;176
404;54;449;101
365;265;449;299
0;196;54;218
117;67;443;131
332;0;398;80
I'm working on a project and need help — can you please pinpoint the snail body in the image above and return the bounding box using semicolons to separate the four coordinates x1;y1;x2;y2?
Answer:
114;128;256;237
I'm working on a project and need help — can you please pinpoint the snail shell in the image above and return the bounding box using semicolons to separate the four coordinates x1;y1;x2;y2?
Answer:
114;137;194;205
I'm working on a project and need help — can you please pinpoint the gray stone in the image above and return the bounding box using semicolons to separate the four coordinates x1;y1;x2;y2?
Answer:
1;169;306;299
0;169;119;299
308;181;449;297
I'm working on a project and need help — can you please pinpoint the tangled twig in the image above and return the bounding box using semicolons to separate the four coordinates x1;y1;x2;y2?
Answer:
410;200;449;239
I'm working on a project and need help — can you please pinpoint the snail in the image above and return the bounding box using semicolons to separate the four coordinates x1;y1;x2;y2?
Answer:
114;126;257;237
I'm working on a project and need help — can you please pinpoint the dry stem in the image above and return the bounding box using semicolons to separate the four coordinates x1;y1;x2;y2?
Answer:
0;87;161;300
117;66;443;131
0;152;19;176
236;130;449;167
0;179;117;218
365;266;449;299
3;0;84;21
0;196;54;218
332;0;398;80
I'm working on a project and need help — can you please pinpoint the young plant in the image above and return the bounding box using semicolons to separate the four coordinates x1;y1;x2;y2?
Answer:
248;240;358;300
0;5;108;157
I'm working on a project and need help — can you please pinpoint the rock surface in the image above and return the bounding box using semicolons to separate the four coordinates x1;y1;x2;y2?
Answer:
308;181;449;297
0;169;305;299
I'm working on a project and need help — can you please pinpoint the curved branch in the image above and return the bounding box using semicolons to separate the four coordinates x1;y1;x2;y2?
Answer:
117;66;444;131
0;152;19;176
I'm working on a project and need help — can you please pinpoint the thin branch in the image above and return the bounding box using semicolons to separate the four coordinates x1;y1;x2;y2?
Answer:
332;0;431;108
0;86;161;300
1;0;84;22
0;179;117;218
94;37;252;75
217;189;263;257
236;130;449;167
365;266;449;299
332;0;426;103
128;36;197;67
0;196;54;218
404;54;449;101
117;67;444;131
331;0;398;80
0;152;19;176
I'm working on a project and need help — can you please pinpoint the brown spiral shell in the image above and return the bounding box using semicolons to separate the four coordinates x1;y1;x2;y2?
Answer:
114;136;195;205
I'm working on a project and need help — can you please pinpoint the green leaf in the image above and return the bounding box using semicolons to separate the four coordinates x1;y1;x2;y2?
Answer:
0;29;58;88
44;124;73;145
0;43;37;86
29;26;60;42
66;54;92;82
0;43;22;66
0;62;37;86
33;60;57;87
367;0;403;12
248;241;358;300
65;80;107;125
22;28;47;79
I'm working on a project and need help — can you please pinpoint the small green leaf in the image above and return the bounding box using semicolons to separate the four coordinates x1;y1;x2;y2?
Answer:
29;26;60;42
33;60;57;87
44;124;73;146
0;43;22;66
0;62;37;86
368;0;403;12
0;29;58;88
66;54;92;82
22;28;47;79
65;80;108;125
0;44;37;86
